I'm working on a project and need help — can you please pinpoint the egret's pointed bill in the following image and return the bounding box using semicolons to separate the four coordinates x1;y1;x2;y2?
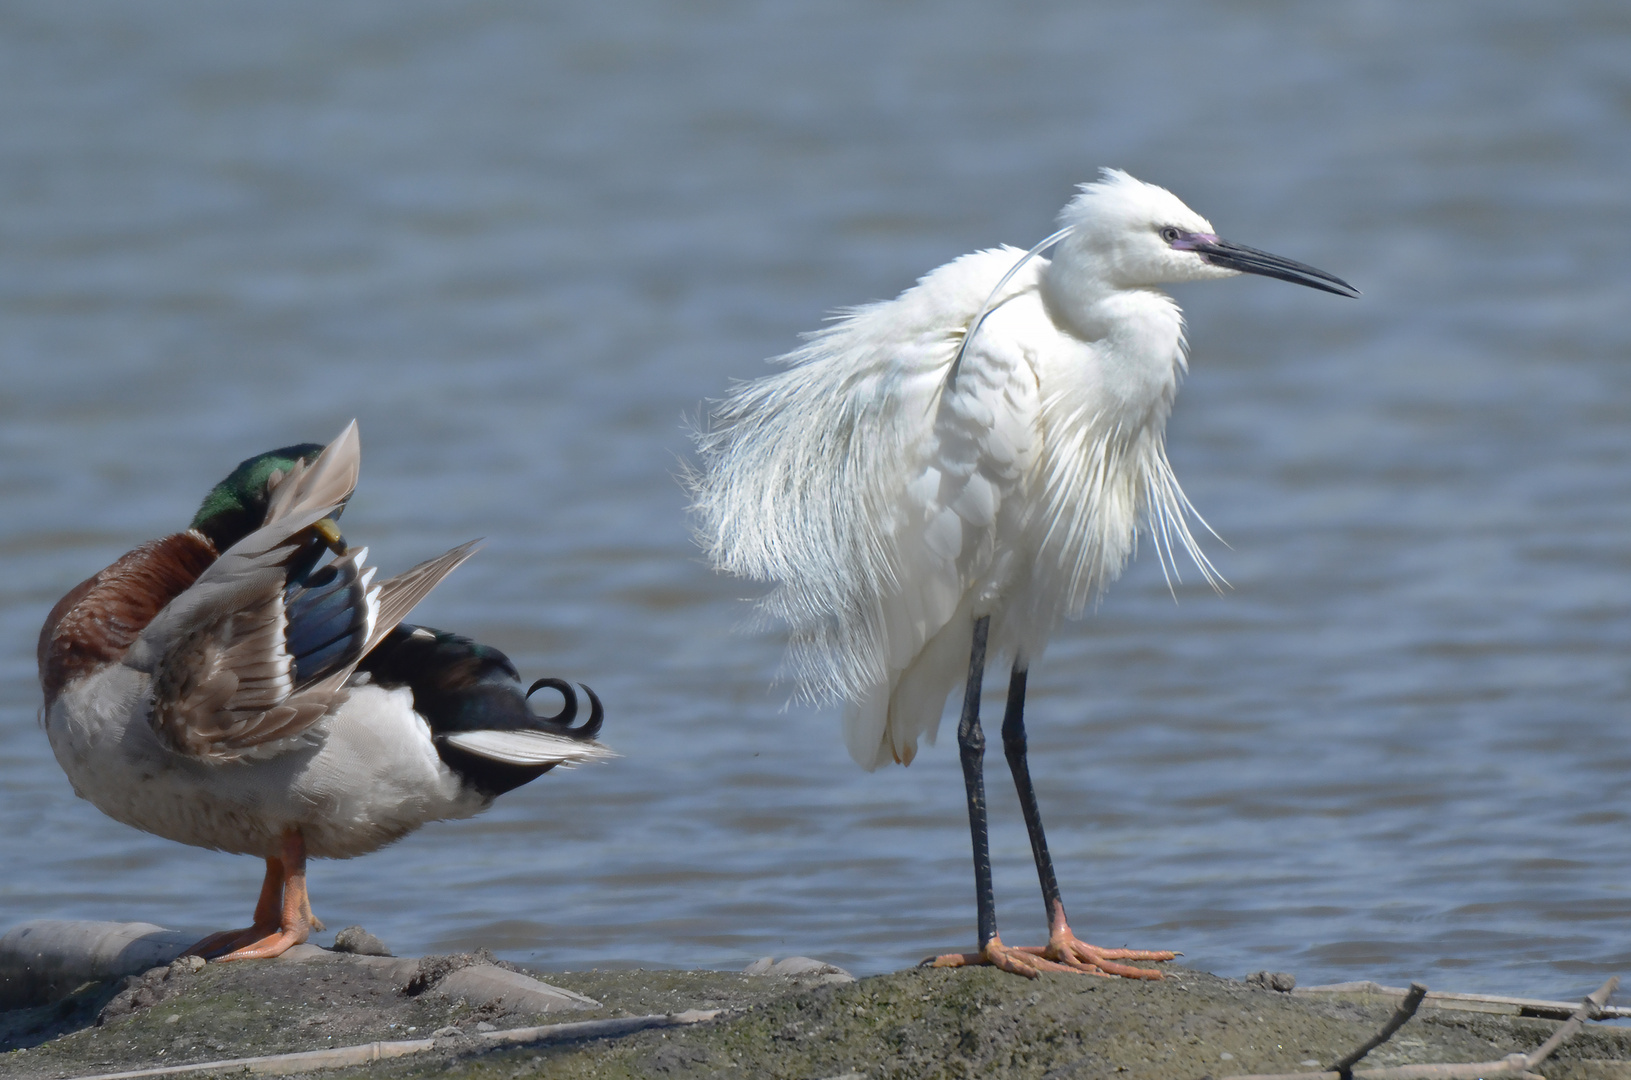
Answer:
1174;233;1360;297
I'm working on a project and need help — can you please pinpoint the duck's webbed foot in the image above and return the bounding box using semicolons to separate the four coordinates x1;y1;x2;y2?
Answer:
187;924;279;960
219;921;309;960
192;831;314;962
185;852;285;959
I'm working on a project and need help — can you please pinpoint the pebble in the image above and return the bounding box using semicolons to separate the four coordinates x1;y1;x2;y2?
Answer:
331;926;392;957
742;956;855;982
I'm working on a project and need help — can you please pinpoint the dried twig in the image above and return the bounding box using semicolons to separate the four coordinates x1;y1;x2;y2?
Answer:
1522;975;1618;1071
1329;981;1427;1079
1233;975;1619;1080
55;1010;722;1080
1297;980;1631;1021
1233;1053;1540;1078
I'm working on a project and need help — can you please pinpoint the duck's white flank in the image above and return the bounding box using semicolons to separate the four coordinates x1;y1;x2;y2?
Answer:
46;672;488;860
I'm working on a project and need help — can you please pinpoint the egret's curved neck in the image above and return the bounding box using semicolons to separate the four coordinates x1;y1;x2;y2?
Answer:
1039;250;1123;342
1042;257;1179;347
1037;254;1187;433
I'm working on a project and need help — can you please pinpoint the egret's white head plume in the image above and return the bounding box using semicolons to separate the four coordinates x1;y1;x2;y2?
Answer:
1053;169;1229;290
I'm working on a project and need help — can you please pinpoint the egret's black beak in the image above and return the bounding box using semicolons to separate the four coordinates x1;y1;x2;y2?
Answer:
1173;233;1360;298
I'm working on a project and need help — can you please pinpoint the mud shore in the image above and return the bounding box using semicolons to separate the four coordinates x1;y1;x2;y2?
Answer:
5;947;1631;1079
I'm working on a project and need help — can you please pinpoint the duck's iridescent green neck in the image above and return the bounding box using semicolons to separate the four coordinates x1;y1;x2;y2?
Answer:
191;443;327;552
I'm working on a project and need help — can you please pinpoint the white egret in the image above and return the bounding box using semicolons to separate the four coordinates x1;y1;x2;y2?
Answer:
691;170;1357;978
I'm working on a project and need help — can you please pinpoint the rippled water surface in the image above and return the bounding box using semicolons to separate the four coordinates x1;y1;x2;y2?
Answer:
3;2;1630;998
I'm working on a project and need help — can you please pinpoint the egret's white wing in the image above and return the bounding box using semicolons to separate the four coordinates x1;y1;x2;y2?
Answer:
861;264;1048;768
693;246;1046;769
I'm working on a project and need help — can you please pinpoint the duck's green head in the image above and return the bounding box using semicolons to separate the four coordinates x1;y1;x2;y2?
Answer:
190;442;329;552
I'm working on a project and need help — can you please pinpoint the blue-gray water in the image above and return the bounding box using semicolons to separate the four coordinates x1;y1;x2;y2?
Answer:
2;2;1629;999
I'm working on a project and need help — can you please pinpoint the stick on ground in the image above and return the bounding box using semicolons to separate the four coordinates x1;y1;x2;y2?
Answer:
1329;981;1427;1079
1523;975;1618;1071
52;1010;722;1080
1235;975;1620;1080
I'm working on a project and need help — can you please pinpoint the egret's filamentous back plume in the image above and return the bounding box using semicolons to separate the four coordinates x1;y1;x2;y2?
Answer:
693;169;1356;979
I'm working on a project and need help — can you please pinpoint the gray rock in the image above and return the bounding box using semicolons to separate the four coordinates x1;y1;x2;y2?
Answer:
773;957;852;979
743;956;854;983
432;964;599;1014
0;921;195;1009
99;964;180;1023
276;943;332;962
1246;970;1297;992
331;926;392;956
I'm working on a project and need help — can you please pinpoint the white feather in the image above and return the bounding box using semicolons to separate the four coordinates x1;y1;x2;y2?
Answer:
442;729;618;767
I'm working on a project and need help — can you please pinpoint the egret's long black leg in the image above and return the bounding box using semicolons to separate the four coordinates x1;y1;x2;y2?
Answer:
956;615;997;949
927;618;1068;977
1000;665;1064;923
999;663;1175;979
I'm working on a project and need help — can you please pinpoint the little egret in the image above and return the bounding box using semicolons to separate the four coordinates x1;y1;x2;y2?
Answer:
691;169;1357;979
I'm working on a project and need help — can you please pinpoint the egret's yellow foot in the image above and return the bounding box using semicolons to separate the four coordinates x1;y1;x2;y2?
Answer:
1016;904;1174;979
925;933;1086;979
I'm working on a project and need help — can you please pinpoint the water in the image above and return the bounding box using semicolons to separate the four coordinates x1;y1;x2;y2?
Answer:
2;2;1629;999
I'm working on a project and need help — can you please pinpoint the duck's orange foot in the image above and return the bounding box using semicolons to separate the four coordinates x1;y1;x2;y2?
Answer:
214;926;308;961
923;934;1087;979
1018;929;1174;979
193;829;314;962
214;870;313;961
185;925;279;960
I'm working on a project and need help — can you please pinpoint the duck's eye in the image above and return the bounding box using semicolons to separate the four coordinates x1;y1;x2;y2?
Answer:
1159;226;1183;244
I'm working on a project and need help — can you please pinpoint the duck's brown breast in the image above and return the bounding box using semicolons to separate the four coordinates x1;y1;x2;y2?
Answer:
39;531;218;707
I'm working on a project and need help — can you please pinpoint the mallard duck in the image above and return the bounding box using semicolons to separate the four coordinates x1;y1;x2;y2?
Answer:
37;422;611;961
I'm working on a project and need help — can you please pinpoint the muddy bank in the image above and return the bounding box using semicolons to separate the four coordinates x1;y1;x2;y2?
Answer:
401;968;1631;1080
5;952;1631;1080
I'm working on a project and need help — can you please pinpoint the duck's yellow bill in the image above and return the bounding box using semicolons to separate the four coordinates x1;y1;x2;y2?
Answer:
312;517;347;555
